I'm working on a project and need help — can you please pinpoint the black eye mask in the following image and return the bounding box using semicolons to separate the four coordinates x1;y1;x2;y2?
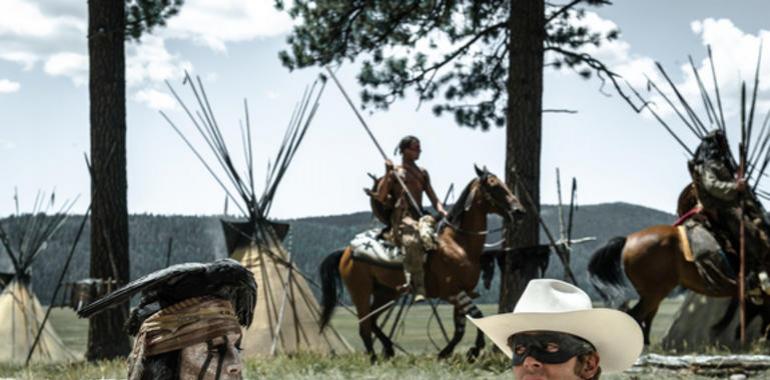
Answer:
509;331;596;366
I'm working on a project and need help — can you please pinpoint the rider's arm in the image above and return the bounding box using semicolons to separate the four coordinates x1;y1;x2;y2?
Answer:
423;170;448;217
697;163;739;201
370;163;395;203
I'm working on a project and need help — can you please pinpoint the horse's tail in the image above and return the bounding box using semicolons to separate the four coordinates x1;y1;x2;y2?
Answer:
320;248;345;330
588;236;629;306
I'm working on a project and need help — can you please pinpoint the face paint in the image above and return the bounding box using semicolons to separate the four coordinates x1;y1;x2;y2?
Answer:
178;332;243;380
509;331;595;366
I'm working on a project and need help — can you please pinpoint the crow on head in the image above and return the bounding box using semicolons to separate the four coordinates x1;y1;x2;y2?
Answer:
77;258;257;334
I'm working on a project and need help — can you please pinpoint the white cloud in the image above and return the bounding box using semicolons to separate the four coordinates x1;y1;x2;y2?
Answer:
0;0;85;73
0;79;20;93
690;20;703;35
44;52;88;85
163;0;294;52
0;51;38;70
660;18;770;124
133;88;177;110
691;18;770;91
1;0;291;90
266;90;279;100
127;35;193;87
0;0;84;38
555;14;770;124
554;12;663;90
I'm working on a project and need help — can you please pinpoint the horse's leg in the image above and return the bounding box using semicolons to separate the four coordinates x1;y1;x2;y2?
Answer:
466;305;485;361
343;260;378;363
437;306;466;359
438;292;474;359
622;227;681;345
627;296;663;345
642;304;659;345
371;285;398;359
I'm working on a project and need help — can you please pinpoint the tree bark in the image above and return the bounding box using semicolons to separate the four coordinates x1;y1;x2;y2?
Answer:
86;0;131;360
499;0;545;313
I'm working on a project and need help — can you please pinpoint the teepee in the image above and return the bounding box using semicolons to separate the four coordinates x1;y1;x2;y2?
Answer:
162;73;352;356
0;193;78;363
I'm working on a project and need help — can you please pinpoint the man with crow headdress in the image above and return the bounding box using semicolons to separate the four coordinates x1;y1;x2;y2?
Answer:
687;129;770;297
78;259;257;380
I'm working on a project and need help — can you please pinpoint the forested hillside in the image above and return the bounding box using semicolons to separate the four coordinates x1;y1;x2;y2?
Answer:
0;202;674;305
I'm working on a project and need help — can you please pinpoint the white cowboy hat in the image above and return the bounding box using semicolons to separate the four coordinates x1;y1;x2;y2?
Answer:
468;279;642;373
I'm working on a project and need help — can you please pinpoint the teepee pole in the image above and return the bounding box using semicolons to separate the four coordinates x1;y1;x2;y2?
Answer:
256;245;279;345
286;261;352;351
24;206;90;366
277;234;315;349
739;83;748;345
325;66;423;217
556;168;565;241
269;241;296;355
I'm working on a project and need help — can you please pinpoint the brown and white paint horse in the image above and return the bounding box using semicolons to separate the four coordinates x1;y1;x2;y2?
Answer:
319;166;525;361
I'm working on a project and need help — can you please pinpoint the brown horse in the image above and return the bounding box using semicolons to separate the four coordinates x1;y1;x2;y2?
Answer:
587;225;742;344
319;166;525;361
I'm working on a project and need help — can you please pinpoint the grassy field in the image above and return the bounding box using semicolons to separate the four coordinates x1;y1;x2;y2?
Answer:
0;298;757;379
38;299;682;357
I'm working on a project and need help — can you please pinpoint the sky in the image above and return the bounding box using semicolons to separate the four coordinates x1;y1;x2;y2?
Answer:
1;1;770;219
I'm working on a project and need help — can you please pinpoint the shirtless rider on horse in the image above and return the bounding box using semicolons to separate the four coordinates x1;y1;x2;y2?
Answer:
367;135;448;302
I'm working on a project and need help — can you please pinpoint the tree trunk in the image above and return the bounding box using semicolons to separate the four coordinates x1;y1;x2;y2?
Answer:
499;0;545;313
86;0;131;360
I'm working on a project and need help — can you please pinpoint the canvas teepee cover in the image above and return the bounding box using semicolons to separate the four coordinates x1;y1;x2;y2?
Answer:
223;221;350;355
0;280;76;362
164;73;351;356
0;194;78;363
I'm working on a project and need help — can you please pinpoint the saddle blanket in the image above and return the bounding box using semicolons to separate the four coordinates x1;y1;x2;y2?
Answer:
678;220;737;293
350;229;404;268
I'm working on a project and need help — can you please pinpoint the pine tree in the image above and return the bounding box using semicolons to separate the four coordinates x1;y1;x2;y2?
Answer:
86;0;183;360
276;0;626;311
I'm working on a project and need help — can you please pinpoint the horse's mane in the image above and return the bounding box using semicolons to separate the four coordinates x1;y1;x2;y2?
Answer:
446;178;479;226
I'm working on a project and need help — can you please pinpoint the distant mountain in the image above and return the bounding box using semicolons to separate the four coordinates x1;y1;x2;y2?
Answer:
0;202;674;305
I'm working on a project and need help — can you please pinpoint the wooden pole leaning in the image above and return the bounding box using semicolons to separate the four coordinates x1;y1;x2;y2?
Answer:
739;85;747;345
324;66;423;218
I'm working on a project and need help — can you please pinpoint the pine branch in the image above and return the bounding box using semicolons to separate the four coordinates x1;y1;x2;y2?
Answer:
545;45;646;113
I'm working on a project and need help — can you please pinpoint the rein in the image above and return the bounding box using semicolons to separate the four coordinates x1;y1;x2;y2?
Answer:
439;218;505;236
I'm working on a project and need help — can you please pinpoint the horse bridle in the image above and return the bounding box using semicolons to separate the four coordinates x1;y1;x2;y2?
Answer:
440;177;512;236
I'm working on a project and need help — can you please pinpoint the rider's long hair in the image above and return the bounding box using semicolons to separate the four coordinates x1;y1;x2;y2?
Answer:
395;135;420;155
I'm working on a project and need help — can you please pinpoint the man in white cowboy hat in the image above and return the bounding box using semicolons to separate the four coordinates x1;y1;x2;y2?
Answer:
469;279;643;380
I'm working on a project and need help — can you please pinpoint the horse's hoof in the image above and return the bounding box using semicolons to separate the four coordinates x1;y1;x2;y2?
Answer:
466;347;480;361
383;347;395;359
369;355;378;364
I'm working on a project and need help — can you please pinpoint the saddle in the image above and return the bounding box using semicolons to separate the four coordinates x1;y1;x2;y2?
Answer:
350;216;439;269
350;229;404;269
678;219;737;294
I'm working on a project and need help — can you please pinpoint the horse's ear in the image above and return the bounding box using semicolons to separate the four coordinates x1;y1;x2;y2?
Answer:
483;165;489;174
474;164;484;178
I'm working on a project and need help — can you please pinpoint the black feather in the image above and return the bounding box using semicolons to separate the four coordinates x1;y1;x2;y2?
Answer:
77;259;257;330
